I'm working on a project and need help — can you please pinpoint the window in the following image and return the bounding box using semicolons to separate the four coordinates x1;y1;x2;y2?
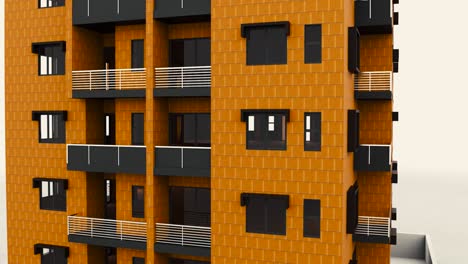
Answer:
304;112;321;151
39;0;64;8
32;42;65;75
32;111;67;143
305;24;322;63
131;39;144;68
34;244;69;264
169;38;211;67
241;22;290;65
132;113;144;145
348;27;360;73
346;183;359;234
132;186;144;218
303;199;320;238
33;178;67;211
347;110;360;152
169;113;210;146
241;193;289;235
241;110;289;150
133;257;145;264
170;187;210;227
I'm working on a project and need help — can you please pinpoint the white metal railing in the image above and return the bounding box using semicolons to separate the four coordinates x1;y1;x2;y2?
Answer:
354;71;393;92
355;216;391;237
360;144;392;165
155;223;211;248
66;144;146;165
155;146;210;169
72;68;146;91
155;66;211;89
68;216;147;243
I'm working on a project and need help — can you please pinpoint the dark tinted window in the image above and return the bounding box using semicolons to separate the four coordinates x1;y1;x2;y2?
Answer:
33;111;66;144
34;179;67;211
169;113;210;146
169;38;211;67
245;112;287;150
304;112;321;151
133;257;145;264
132;186;144;218
170;259;210;264
170;187;210;227
347;183;359;234
347;110;360;152
304;199;320;238
305;24;322;63
37;44;65;75
246;25;287;65
36;245;68;264
132;113;144;145
243;194;288;235
348;27;360;73
39;0;65;9
131;39;144;68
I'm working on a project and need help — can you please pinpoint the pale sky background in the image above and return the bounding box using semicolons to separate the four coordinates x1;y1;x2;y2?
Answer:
0;0;467;263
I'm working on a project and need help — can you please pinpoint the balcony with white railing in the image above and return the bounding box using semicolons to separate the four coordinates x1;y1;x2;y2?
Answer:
154;66;211;97
154;146;211;177
71;68;146;98
354;144;392;172
353;215;396;244
67;144;146;174
68;215;147;250
354;71;393;100
155;223;211;257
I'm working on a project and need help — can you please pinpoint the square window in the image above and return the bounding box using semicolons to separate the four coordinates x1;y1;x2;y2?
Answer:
242;110;289;150
242;22;289;65
34;244;68;264
304;112;321;151
304;199;320;238
33;111;66;144
33;179;67;211
34;44;65;75
241;193;289;235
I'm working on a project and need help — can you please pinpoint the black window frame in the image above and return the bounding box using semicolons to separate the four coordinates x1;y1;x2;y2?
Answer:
169;113;211;147
38;0;65;8
132;186;145;218
240;193;289;236
32;42;65;76
169;38;211;67
241;109;290;151
32;111;67;144
304;24;322;64
131;39;145;69
347;110;360;153
169;186;211;227
348;27;360;73
346;183;359;234
303;199;321;238
241;21;290;65
133;257;145;264
304;112;321;151
34;244;69;264
33;178;68;212
131;113;145;146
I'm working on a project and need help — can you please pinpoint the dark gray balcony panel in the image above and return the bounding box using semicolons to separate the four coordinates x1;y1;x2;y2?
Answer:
154;0;210;22
72;89;146;99
153;88;210;97
354;145;391;171
355;0;393;34
69;235;146;250
154;147;210;177
154;243;210;257
67;145;146;175
353;233;391;244
354;90;392;100
73;0;146;26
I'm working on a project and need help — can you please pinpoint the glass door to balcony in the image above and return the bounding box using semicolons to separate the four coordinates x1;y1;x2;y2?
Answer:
103;47;116;89
169;38;210;67
170;187;210;227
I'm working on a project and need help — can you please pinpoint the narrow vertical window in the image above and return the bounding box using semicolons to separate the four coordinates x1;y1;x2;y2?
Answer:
131;39;144;69
304;199;320;238
305;24;322;63
132;186;144;218
304;112;321;151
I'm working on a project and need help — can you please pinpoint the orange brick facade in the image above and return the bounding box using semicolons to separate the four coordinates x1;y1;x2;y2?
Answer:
5;0;396;263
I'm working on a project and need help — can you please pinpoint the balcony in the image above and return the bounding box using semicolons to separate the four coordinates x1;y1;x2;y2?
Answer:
73;0;146;26
154;0;210;22
155;223;210;257
154;146;210;177
68;216;147;250
154;66;211;97
72;68;146;99
354;71;393;100
355;0;394;34
354;144;392;172
67;144;146;175
353;216;396;244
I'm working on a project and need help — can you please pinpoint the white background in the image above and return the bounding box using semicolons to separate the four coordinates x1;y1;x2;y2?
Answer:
1;0;468;263
0;0;7;262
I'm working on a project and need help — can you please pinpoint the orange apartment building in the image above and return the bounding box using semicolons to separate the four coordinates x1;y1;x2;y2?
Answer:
5;0;399;263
